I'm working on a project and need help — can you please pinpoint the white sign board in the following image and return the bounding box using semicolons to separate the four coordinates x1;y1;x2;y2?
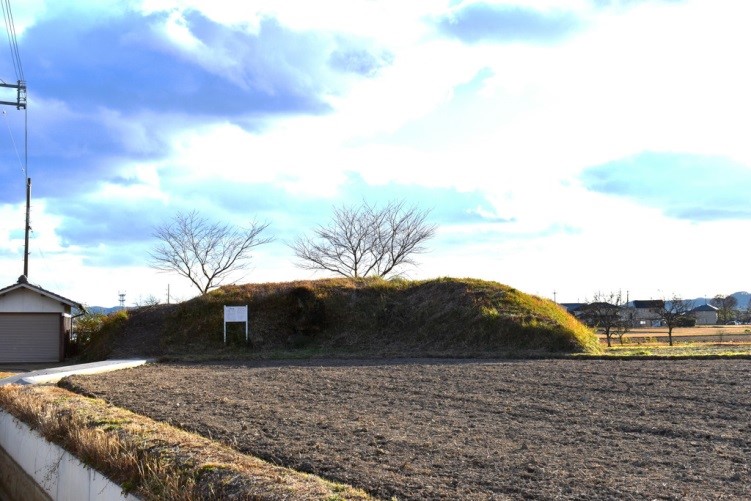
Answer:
224;306;247;323
224;305;249;344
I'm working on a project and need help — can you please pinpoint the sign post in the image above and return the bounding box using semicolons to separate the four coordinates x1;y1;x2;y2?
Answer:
223;305;249;344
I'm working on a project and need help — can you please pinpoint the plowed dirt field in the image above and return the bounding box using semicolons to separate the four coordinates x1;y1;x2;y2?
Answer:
63;359;751;500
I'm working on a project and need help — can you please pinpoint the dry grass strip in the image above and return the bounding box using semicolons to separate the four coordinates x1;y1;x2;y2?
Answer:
0;385;373;500
0;372;17;379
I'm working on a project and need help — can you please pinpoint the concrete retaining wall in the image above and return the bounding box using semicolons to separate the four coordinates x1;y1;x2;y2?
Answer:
0;410;138;501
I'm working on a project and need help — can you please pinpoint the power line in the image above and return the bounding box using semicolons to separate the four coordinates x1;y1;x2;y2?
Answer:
1;0;29;278
1;109;24;177
1;0;23;82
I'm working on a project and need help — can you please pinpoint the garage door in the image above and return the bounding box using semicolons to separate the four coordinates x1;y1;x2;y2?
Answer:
0;314;61;363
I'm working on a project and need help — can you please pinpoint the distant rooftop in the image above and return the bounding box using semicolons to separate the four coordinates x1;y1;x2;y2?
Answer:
691;304;719;312
632;300;664;309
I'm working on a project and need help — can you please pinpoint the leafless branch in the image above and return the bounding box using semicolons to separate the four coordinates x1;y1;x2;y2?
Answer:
651;295;695;346
290;200;436;279
580;291;628;348
149;211;273;294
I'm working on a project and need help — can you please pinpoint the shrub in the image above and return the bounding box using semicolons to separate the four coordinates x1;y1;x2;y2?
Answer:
77;310;129;361
73;312;106;350
676;316;696;327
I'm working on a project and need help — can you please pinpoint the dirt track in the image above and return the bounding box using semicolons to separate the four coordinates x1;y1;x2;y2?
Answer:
63;359;751;500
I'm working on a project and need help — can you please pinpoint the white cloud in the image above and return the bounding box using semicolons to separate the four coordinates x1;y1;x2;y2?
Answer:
95;163;167;203
154;0;751;244
15;0;139;33
0;198;190;305
0;203;26;255
160;9;204;51
139;0;442;43
6;0;751;305
165;120;349;197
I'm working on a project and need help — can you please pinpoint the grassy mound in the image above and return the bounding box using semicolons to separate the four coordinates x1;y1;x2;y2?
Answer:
92;277;599;359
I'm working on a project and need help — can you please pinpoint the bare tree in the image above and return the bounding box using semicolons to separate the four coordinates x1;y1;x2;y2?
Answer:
291;200;436;279
134;294;162;307
651;296;695;347
710;294;738;324
615;303;636;345
580;291;627;348
150;211;272;294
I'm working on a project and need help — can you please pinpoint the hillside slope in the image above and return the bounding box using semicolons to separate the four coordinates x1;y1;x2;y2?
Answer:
93;277;599;359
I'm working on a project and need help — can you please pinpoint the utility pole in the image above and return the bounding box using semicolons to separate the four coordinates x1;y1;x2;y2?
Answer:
1;80;28;277
23;177;30;276
3;4;29;278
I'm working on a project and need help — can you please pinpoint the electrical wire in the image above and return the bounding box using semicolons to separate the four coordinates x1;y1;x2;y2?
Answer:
1;0;30;279
0;0;26;180
1;0;23;82
23;97;26;176
1;109;24;177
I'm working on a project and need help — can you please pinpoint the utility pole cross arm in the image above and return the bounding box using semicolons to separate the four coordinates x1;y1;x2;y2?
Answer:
0;80;26;109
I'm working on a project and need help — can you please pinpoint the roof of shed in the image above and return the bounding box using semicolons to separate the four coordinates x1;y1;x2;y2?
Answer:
0;275;85;312
632;300;665;309
560;302;586;312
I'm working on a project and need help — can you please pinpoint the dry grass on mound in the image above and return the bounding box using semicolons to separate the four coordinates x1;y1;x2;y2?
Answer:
0;384;372;501
0;372;17;378
118;277;599;358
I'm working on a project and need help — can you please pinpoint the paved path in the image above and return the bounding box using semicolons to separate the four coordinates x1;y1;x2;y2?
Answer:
0;359;153;386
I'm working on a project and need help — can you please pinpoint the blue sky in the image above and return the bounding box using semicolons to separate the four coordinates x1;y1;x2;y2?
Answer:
1;0;750;306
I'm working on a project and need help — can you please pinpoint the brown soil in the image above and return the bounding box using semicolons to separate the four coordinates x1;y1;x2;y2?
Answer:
62;358;751;500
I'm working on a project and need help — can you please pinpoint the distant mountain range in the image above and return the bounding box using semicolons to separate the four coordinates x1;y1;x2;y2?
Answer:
689;291;750;310
86;306;127;315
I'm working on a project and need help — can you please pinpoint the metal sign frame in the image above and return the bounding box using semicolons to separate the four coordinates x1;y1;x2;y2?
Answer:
223;305;249;344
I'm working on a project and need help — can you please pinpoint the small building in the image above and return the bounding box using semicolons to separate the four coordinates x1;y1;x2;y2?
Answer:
632;300;664;327
560;303;587;318
575;302;622;328
0;276;84;363
691;303;719;326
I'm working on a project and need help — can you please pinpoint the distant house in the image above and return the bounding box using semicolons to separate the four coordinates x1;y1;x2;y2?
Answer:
560;303;587;318
0;276;84;363
691;303;719;325
575;302;622;328
561;302;627;327
632;300;664;327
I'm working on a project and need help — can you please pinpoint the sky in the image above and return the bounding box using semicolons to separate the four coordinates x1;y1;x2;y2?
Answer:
0;0;750;307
